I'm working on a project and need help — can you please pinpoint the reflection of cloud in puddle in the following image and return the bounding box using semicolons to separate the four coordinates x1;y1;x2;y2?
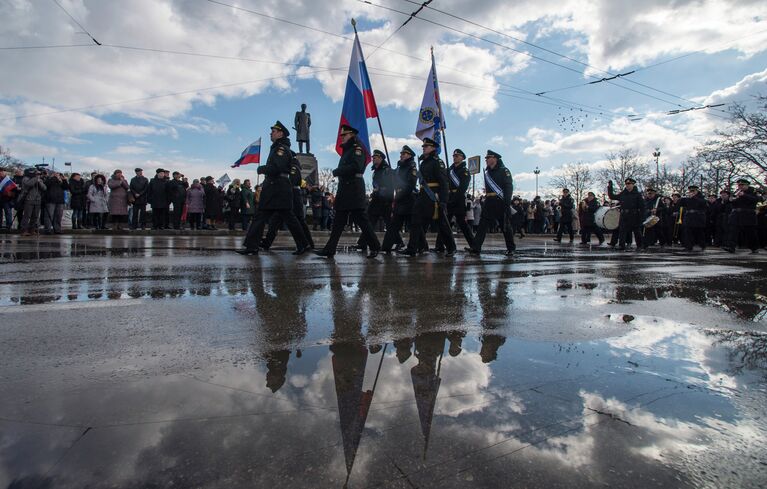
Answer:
640;265;753;278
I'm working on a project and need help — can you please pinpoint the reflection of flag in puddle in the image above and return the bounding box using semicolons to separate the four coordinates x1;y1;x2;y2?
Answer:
411;333;446;459
331;342;386;486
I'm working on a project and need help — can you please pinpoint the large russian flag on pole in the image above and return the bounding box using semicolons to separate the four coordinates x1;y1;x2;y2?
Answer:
232;138;261;168
336;31;378;163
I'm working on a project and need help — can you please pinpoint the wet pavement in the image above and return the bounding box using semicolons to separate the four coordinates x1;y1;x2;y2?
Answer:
1;234;767;488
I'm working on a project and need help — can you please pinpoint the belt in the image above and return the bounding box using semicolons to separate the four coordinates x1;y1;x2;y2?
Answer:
486;192;497;196
355;173;364;178
279;173;290;178
450;189;458;193
293;186;301;189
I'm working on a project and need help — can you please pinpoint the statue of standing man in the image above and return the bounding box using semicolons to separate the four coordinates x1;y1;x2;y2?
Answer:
294;103;311;154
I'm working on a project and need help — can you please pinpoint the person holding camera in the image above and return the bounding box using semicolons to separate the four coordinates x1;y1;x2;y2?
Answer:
43;172;69;234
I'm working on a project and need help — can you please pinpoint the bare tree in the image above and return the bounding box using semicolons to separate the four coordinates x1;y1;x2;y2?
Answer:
549;162;594;203
0;145;25;170
317;167;337;194
597;148;652;189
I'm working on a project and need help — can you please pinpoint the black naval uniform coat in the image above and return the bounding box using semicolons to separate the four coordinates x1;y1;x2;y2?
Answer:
392;157;417;216
413;152;449;219
447;161;471;215
257;137;294;211
473;161;515;252
333;137;367;211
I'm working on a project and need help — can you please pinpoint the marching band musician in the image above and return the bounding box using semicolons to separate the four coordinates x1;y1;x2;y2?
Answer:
641;188;665;249
607;177;645;251
679;184;707;251
723;178;761;254
579;192;605;245
669;193;682;245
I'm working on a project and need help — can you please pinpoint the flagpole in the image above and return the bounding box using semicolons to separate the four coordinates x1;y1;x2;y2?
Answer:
351;19;391;160
430;47;449;159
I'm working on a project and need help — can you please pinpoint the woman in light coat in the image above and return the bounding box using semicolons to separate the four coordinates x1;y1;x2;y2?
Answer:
108;169;130;230
87;174;109;229
185;179;205;230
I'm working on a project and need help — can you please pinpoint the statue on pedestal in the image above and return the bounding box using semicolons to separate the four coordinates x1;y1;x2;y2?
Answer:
294;103;311;154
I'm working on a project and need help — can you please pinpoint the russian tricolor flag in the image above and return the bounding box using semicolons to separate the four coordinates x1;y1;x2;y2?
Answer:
336;32;378;163
232;138;261;168
0;175;17;198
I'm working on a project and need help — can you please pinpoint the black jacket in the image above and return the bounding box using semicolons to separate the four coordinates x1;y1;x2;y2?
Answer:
44;176;69;204
129;175;150;206
447;161;471;208
148;176;170;208
482;160;514;220
413;152;449;219
332;136;367;211
680;192;707;228
559;194;575;223
729;187;761;226
392;157;417;216
582;198;600;227
368;161;393;216
168;179;188;204
68;177;86;209
608;182;645;226
257;137;293;211
203;183;222;216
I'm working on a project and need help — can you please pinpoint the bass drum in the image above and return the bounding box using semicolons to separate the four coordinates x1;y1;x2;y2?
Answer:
595;206;620;230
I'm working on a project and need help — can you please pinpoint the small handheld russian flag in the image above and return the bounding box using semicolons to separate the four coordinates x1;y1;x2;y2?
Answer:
0;175;18;198
232;138;261;168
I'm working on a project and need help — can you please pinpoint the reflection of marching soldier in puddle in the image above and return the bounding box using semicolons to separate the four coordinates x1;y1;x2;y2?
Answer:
477;266;509;363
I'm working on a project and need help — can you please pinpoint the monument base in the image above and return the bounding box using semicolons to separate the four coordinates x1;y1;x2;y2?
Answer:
296;153;318;186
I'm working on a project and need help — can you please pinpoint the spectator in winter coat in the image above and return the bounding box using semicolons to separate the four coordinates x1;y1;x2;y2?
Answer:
43;172;69;234
203;177;222;230
225;179;242;230
68;173;86;229
148;169;170;230
108;170;130;230
129;168;149;230
87;174;110;230
185;179;205;230
20;169;47;236
240;179;255;230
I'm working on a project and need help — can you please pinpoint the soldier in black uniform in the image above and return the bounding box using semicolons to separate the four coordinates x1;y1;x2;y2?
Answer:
723;178;761;253
380;146;416;253
397;138;456;257
679;184;708;251
435;148;474;251
468;150;515;256
237;121;309;255
355;149;393;252
261;151;314;250
712;190;731;247
641;188;665;248
607;178;645;250
580;191;605;245
315;124;380;258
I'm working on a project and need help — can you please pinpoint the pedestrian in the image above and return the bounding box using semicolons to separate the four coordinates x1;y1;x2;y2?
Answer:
185;179;205;230
42;171;68;234
315;124;380;258
607;178;645;250
468;150;515;255
473;197;482;233
168;171;188;230
0;167;16;230
398;137;455;257
148;169;170;230
380;145;417;253
641;188;665;248
203;177;222;230
83;171;97;228
225;179;242;231
723;178;761;253
355;149;393;252
238;121;309;255
19;168;47;236
310;184;323;230
108;170;130;231
87;174;109;230
580;192;605;245
240;179;255;230
510;196;525;238
322;191;332;230
129;168;149;230
68;173;86;229
553;188;575;243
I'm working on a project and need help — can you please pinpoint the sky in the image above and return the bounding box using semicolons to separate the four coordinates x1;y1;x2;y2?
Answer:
1;0;766;198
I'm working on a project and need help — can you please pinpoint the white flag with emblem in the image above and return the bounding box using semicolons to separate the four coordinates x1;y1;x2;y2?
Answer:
415;48;446;154
217;173;232;187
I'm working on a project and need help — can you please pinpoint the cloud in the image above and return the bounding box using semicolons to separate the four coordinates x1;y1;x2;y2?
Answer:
369;133;422;159
114;145;152;155
4;139;60;158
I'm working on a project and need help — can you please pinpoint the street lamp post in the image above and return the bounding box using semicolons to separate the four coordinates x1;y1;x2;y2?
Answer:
653;148;661;187
534;166;540;197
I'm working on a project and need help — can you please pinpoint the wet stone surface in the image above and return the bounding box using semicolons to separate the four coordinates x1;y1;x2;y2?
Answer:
1;234;767;488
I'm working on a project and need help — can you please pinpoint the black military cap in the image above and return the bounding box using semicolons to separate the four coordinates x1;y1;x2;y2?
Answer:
422;137;437;147
736;178;750;185
624;178;636;184
271;120;290;137
339;124;358;136
688;185;699;190
372;149;386;160
486;150;501;159
71;172;81;177
172;171;180;176
134;168;143;173
453;148;466;159
156;168;165;173
401;145;415;156
562;188;570;193
646;187;656;192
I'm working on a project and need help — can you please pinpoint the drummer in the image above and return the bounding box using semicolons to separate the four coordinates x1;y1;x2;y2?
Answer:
607;178;645;251
642;187;665;249
580;191;605;245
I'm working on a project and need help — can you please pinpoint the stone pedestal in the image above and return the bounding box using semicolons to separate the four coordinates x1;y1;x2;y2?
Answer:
295;153;318;186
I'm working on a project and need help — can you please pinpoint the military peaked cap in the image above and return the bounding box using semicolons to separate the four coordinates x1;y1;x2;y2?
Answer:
372;149;386;160
339;124;358;136
422;137;437;147
486;150;502;159
271;120;290;137
401;145;415;156
453;148;466;159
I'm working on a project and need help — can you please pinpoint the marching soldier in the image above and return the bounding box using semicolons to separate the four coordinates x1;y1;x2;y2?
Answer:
435;148;474;251
237;121;309;255
260;150;314;250
679;184;707;251
607;178;645;250
397;138;456;257
315;124;381;258
381;146;416;252
355;149;393;253
468;150;515;256
723;178;761;253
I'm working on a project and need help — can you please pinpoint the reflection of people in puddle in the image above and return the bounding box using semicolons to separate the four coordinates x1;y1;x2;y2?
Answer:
264;349;290;392
411;332;446;458
477;268;509;364
480;334;506;363
394;337;413;363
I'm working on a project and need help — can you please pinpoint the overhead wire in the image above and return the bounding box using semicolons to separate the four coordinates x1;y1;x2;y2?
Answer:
51;0;101;45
